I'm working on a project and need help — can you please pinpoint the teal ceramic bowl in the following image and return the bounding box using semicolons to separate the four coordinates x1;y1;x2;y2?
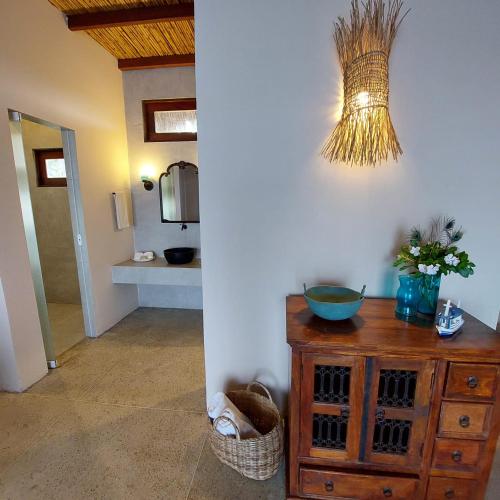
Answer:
304;284;366;321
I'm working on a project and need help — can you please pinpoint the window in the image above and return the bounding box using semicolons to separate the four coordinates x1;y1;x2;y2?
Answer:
143;98;197;142
34;148;66;187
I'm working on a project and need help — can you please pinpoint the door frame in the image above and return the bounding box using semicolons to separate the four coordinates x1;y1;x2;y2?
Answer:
8;110;96;366
61;127;96;338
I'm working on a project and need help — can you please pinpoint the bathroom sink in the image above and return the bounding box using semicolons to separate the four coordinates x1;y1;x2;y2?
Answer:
163;247;195;265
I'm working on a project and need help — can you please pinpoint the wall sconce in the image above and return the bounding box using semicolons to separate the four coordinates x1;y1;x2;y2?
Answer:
140;164;155;191
141;177;154;191
322;0;409;166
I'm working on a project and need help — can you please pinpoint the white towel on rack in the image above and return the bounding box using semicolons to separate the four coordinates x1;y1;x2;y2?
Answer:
113;191;133;230
208;392;261;438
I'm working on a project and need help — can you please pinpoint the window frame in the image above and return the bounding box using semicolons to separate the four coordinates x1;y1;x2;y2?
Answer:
142;98;197;143
34;148;67;187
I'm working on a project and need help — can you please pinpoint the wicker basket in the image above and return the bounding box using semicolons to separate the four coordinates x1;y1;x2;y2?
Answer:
208;381;283;480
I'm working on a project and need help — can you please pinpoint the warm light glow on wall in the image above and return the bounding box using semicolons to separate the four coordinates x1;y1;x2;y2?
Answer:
140;164;156;191
140;164;156;180
332;78;345;122
322;0;408;166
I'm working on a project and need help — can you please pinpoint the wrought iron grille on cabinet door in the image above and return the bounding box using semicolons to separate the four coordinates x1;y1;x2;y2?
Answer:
301;354;435;468
364;358;436;467
300;354;364;461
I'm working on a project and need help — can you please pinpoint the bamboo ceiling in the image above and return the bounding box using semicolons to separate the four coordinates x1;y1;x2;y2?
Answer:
48;0;195;59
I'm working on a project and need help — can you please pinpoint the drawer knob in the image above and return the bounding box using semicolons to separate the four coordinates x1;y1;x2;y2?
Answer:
459;415;470;428
467;375;478;388
383;487;393;497
451;450;462;462
445;489;455;498
325;480;334;492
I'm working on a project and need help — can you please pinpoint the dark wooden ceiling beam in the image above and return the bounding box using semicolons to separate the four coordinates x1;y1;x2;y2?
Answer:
67;4;194;31
118;54;195;71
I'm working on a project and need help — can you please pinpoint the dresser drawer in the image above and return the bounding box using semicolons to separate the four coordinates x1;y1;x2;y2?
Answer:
299;468;419;499
427;477;477;499
445;363;498;401
438;402;492;439
431;438;483;473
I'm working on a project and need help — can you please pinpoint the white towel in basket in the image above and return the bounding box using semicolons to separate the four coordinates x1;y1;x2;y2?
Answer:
208;392;261;439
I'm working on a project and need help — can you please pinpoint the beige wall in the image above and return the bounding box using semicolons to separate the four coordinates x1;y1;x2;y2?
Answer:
22;120;81;304
0;0;138;391
195;0;500;406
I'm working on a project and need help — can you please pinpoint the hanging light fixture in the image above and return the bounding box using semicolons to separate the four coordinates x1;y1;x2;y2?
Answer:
322;0;409;166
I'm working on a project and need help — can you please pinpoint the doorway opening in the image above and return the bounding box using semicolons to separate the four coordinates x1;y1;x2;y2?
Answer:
8;111;95;367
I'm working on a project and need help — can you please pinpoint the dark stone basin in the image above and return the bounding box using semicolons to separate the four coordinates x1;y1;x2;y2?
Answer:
163;247;195;265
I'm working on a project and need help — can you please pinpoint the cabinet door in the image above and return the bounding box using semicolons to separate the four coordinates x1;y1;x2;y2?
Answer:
362;357;435;467
300;354;365;461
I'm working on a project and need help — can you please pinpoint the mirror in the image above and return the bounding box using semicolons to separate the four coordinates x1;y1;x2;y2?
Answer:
159;161;199;223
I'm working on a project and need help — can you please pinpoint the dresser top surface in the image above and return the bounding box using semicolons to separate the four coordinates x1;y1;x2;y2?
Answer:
286;296;500;362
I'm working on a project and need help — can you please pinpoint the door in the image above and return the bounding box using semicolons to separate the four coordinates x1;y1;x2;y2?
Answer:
8;111;96;367
362;357;436;467
300;354;365;461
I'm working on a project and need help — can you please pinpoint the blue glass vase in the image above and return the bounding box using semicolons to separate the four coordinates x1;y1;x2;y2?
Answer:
395;275;421;319
418;274;441;317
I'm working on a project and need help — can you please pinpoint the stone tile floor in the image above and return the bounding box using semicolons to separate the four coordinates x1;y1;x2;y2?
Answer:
0;307;497;499
47;302;86;357
0;308;285;500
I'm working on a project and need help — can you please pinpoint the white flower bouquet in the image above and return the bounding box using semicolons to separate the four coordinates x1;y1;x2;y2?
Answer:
393;217;475;279
393;217;475;315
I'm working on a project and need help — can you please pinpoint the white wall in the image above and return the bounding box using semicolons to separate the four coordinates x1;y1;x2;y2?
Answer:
195;0;500;405
123;67;202;309
0;0;137;391
0;279;20;391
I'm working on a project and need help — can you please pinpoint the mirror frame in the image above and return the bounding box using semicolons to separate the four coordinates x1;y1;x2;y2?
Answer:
159;161;200;224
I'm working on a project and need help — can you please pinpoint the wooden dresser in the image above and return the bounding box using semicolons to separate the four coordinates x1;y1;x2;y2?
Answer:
287;297;500;500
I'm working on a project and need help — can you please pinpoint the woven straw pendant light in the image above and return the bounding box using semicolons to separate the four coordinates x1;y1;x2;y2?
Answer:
322;0;408;166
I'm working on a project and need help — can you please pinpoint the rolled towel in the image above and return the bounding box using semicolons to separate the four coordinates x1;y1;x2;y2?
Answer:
208;392;261;439
133;251;155;262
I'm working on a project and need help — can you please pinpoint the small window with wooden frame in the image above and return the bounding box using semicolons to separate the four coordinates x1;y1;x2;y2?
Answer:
34;148;67;187
143;98;197;142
